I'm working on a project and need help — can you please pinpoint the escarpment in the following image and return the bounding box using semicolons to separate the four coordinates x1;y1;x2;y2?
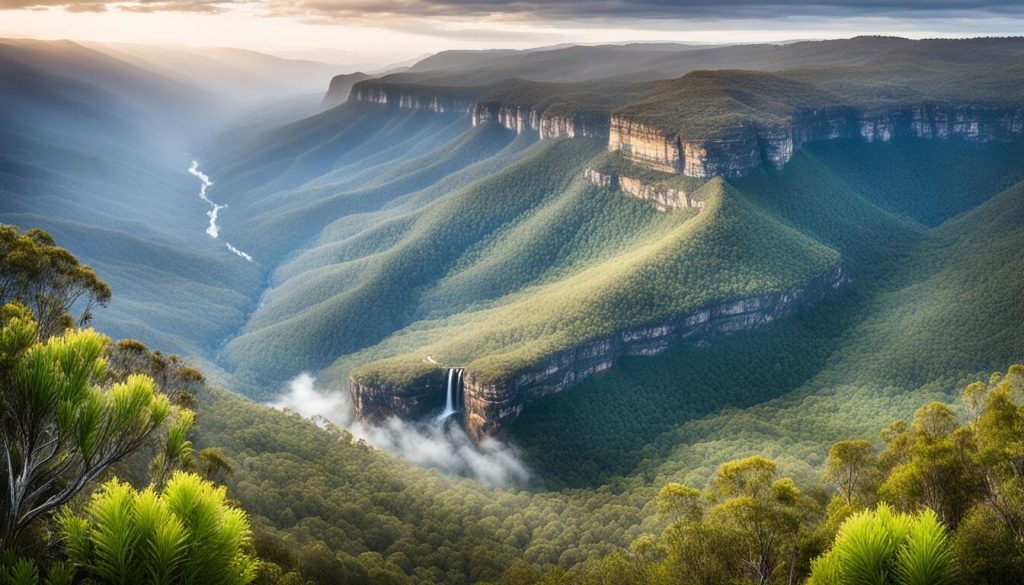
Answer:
607;117;683;173
351;71;1024;179
610;104;1024;178
349;80;477;113
350;373;447;423
472;102;609;139
351;266;847;439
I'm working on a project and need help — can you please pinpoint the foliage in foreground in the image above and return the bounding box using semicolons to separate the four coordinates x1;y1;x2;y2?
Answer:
0;227;259;584
0;317;172;547
807;505;956;585
59;472;257;585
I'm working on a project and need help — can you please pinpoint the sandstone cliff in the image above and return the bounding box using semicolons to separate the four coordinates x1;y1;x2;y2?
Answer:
321;72;372;109
350;371;447;424
350;266;847;439
610;104;1024;178
582;168;705;212
472;102;609;139
350;81;477;113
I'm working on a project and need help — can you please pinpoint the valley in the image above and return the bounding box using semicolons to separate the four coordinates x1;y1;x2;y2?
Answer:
1;33;1023;585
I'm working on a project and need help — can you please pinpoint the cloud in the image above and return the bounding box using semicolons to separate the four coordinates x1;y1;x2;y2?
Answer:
0;0;234;12
264;0;1024;21
270;373;531;488
4;0;1024;22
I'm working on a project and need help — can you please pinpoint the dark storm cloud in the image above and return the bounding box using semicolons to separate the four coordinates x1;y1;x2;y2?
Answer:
3;0;1024;20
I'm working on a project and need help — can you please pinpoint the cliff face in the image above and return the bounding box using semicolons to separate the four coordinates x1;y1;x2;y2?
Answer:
607;116;682;173
472;102;609;140
472;103;540;134
351;266;847;439
350;373;447;424
611;105;1024;178
350;77;1023;178
582;168;704;212
458;265;846;439
350;83;476;114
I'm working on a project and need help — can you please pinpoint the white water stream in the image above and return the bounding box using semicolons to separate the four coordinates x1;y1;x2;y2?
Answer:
188;160;253;262
437;368;462;421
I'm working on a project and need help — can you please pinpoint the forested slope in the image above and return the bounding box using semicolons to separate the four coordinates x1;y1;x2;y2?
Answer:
190;137;1024;583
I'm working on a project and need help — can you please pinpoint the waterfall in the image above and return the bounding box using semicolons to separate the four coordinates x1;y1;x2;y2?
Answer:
437;368;462;421
438;368;456;420
457;369;464;410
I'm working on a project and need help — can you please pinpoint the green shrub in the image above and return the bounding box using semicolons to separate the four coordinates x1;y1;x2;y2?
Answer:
58;472;257;585
808;504;956;585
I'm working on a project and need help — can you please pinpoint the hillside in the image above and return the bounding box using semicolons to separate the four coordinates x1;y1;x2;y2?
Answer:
183;132;1024;583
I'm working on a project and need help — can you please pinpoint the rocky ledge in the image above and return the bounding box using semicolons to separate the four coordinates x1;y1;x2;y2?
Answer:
350;265;847;439
582;168;705;212
610;104;1024;178
322;72;372;109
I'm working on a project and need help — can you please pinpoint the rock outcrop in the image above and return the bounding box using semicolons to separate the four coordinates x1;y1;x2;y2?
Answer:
350;373;448;424
321;72;372;109
583;168;704;212
610;104;1024;178
351;266;847;439
472;103;540;134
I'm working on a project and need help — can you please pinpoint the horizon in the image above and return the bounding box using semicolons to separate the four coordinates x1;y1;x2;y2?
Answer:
4;0;1024;69
5;32;1024;71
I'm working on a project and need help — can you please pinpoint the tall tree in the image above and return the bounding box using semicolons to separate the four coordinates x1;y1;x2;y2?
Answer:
825;440;878;505
0;226;110;340
707;456;804;585
878;402;979;529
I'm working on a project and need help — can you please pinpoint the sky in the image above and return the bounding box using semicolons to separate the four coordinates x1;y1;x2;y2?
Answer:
3;0;1024;67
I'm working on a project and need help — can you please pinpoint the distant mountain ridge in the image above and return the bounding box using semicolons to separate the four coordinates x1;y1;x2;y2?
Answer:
341;38;1024;180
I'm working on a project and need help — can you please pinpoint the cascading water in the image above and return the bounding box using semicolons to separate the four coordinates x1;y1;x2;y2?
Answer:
458;370;466;411
437;368;461;421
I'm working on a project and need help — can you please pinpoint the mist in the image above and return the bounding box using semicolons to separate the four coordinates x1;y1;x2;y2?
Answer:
270;373;531;488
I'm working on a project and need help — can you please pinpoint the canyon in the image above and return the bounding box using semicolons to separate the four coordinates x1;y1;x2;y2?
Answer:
338;70;1023;440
